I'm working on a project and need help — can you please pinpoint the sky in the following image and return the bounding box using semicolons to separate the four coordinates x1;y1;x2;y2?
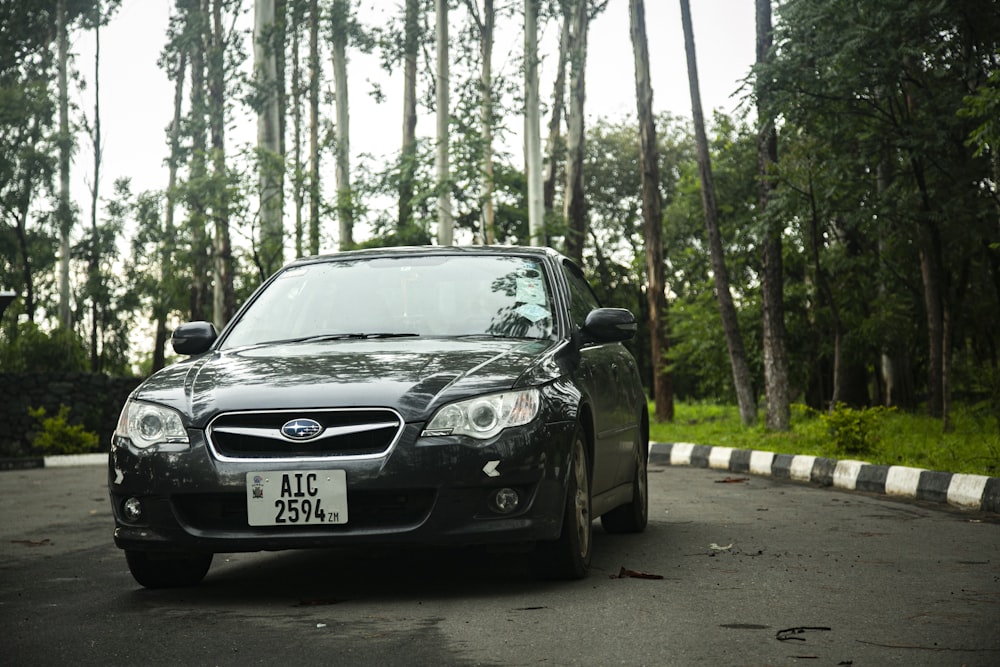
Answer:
69;0;758;229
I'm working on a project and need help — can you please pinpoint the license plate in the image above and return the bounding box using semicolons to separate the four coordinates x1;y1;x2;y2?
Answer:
246;470;348;526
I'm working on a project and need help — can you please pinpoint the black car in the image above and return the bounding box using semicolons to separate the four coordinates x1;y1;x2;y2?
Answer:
109;246;649;587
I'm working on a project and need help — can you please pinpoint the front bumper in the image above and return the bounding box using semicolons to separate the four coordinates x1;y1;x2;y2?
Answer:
109;420;576;554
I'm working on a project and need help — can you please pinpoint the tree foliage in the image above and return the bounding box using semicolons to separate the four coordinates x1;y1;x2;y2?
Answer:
1;0;997;442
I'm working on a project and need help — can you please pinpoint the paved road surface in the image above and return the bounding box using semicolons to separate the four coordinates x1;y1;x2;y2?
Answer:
1;462;997;665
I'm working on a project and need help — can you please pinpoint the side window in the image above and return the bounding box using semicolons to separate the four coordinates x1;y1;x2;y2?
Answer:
562;261;600;329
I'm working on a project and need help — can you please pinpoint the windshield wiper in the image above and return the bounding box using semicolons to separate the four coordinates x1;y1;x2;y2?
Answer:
358;332;420;339
453;333;544;341
257;332;419;345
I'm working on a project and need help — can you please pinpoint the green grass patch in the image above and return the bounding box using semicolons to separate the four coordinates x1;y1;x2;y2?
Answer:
649;401;1000;477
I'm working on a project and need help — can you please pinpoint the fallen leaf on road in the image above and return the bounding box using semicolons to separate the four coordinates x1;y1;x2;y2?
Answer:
11;538;51;547
715;477;749;484
776;626;832;642
612;566;664;580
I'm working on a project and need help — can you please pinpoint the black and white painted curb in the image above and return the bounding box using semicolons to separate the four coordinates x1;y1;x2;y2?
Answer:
4;446;998;515
0;453;107;471
651;442;1000;515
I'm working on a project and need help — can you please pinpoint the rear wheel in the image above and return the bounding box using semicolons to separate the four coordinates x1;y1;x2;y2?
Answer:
534;429;592;579
125;550;213;589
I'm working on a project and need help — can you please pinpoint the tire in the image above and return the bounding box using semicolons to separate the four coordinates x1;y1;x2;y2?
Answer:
599;439;648;534
534;429;592;580
125;550;213;589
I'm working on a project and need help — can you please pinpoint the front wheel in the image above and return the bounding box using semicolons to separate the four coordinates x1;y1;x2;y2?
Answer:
125;550;213;589
534;429;592;580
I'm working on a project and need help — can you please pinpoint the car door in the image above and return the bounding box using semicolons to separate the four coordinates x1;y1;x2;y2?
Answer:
560;260;630;495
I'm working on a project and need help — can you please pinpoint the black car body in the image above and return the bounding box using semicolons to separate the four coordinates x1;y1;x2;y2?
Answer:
109;246;649;587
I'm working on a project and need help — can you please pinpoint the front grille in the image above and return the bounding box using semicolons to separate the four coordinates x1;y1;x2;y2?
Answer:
173;489;435;531
207;408;404;461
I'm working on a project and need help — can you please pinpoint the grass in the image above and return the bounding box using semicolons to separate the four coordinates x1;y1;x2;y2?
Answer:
648;401;1000;477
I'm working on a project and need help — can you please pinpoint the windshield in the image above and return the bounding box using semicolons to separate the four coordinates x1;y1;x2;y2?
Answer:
220;254;555;349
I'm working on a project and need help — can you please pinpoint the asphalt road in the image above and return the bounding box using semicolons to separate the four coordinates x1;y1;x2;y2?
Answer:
1;462;997;666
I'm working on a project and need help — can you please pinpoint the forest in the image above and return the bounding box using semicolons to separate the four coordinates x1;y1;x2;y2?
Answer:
1;0;999;436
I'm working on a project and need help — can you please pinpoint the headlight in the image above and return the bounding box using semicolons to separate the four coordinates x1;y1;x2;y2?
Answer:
116;400;189;449
421;389;540;439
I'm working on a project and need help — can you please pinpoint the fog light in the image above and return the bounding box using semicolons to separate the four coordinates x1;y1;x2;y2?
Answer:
492;487;520;514
123;497;143;521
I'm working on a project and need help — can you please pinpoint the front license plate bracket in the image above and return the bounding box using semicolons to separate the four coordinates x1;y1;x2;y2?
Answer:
246;470;349;526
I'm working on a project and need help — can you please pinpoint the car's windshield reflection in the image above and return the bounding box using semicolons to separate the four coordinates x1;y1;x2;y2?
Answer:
221;255;555;349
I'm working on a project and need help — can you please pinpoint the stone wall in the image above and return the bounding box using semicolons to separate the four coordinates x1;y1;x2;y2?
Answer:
0;373;143;457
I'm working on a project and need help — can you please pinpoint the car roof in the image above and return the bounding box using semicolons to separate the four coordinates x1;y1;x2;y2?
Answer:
285;245;568;268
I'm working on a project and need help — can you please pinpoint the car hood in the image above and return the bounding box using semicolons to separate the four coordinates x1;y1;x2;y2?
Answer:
133;337;562;426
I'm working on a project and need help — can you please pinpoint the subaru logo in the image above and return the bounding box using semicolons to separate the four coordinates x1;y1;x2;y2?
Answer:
280;418;323;440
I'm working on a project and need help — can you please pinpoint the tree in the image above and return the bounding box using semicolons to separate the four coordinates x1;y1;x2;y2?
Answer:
255;0;284;275
288;0;305;258
207;0;234;328
630;0;672;421
80;0;125;371
156;44;187;371
178;0;211;322
524;0;544;245
761;0;1000;427
331;0;353;249
77;177;137;374
434;0;453;245
543;0;570;218
0;1;101;326
308;0;321;255
0;6;56;322
398;0;420;232
57;0;73;329
680;0;757;425
562;0;589;263
754;0;789;430
465;0;495;244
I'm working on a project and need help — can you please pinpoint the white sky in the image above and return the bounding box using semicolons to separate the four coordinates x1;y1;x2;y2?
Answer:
70;0;757;230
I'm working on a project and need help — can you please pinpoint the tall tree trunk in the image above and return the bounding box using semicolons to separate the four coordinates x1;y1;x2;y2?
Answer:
805;181;844;409
57;0;72;329
255;0;284;276
290;0;304;258
913;159;946;420
563;0;588;264
525;0;544;246
15;146;36;322
188;1;211;322
755;0;789;430
308;0;320;255
398;0;419;231
875;149;916;408
435;0;453;245
275;0;286;158
680;0;757;425
876;157;894;406
543;2;570;217
157;50;187;373
88;4;103;371
630;0;672;421
209;0;233;328
476;0;495;244
332;0;353;250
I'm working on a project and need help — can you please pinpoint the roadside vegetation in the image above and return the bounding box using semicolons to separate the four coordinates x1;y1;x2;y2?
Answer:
650;401;1000;477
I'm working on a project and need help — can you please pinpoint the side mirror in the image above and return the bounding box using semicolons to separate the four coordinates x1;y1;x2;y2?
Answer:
580;308;637;343
171;321;218;356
